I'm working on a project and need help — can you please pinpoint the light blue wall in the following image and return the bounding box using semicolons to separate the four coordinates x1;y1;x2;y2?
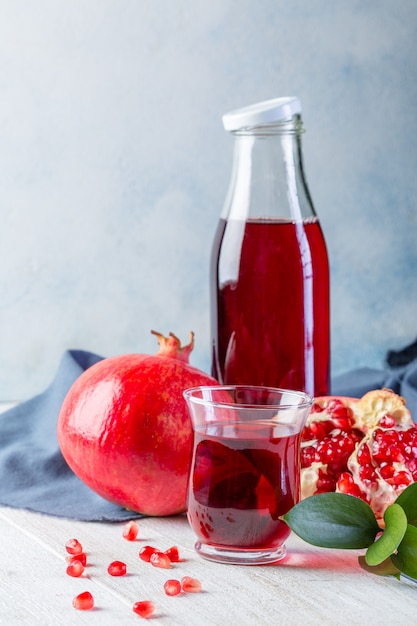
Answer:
1;1;416;399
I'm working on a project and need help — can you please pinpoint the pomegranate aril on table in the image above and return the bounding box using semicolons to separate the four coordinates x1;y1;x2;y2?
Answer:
164;579;182;596
164;546;180;562
62;529;204;617
139;545;158;562
181;576;202;593
66;560;85;577
150;551;171;569
65;538;83;555
72;591;94;610
123;520;139;541
107;560;127;576
66;552;87;566
132;600;155;618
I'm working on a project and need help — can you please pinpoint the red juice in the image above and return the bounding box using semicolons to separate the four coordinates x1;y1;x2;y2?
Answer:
187;423;301;549
210;217;330;396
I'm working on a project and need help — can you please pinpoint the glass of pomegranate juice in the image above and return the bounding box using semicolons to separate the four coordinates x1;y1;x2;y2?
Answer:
183;385;312;565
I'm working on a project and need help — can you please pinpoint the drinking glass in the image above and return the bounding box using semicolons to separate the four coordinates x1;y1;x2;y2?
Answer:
183;385;312;565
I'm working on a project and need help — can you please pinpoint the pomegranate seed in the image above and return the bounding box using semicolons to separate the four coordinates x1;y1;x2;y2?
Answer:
164;546;180;562
316;469;335;493
314;429;362;479
401;432;417;460
181;576;202;593
316;439;334;463
150;551;171;569
72;591;94;610
302;421;331;441
357;442;372;466
300;445;316;467
402;428;417;449
408;458;417;473
66;560;85;577
379;414;396;428
327;401;353;423
107;560;127;576
372;430;404;463
337;472;363;498
359;464;377;482
331;415;354;430
66;552;87;566
374;429;400;446
310;402;325;414
164;579;182;596
65;538;83;555
132;600;155;618
139;545;158;562
123;520;139;541
390;471;412;487
379;463;395;478
379;464;412;487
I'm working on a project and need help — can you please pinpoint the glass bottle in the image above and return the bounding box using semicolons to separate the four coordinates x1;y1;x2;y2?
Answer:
210;97;330;397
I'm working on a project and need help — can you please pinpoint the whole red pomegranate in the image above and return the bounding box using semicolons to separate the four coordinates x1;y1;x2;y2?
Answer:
301;389;417;521
57;331;219;516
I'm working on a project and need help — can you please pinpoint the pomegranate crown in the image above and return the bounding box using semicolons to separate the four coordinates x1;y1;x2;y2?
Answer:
151;330;195;363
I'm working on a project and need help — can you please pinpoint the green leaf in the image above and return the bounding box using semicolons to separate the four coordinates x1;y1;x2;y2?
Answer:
395;482;417;527
358;554;401;579
283;493;380;549
365;503;407;566
391;524;417;579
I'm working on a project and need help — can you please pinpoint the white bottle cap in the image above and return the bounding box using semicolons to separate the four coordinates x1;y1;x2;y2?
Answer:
222;96;302;131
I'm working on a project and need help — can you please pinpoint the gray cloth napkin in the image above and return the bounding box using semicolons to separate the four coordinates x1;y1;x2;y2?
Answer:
332;360;417;420
0;348;416;521
0;350;143;521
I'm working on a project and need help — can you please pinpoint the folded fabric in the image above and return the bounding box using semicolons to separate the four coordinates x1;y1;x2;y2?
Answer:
0;349;416;521
0;350;143;521
332;360;417;419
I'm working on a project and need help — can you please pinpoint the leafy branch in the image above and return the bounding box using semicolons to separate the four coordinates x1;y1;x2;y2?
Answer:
283;482;417;580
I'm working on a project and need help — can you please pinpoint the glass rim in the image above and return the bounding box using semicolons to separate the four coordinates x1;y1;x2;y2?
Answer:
183;385;313;411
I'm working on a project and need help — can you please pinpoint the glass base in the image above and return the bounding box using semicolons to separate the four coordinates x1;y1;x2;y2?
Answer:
194;541;287;565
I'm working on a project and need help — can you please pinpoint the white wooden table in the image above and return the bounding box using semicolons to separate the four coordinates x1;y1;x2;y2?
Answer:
1;399;417;626
1;504;417;625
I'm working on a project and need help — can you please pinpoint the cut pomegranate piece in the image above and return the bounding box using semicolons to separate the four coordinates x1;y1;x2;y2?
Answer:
301;390;416;520
66;560;85;577
107;560;127;576
65;538;83;555
72;591;94;610
123;520;139;541
164;579;182;596
150;551;171;569
181;576;202;593
132;600;155;618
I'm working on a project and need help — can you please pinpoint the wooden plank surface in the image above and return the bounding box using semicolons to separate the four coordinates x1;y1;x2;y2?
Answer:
0;401;416;625
0;506;416;625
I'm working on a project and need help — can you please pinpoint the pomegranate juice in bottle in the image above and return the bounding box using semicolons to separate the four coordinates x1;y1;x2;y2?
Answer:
210;97;330;396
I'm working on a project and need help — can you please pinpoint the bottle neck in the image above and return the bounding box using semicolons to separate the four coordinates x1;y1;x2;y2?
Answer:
222;115;316;222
